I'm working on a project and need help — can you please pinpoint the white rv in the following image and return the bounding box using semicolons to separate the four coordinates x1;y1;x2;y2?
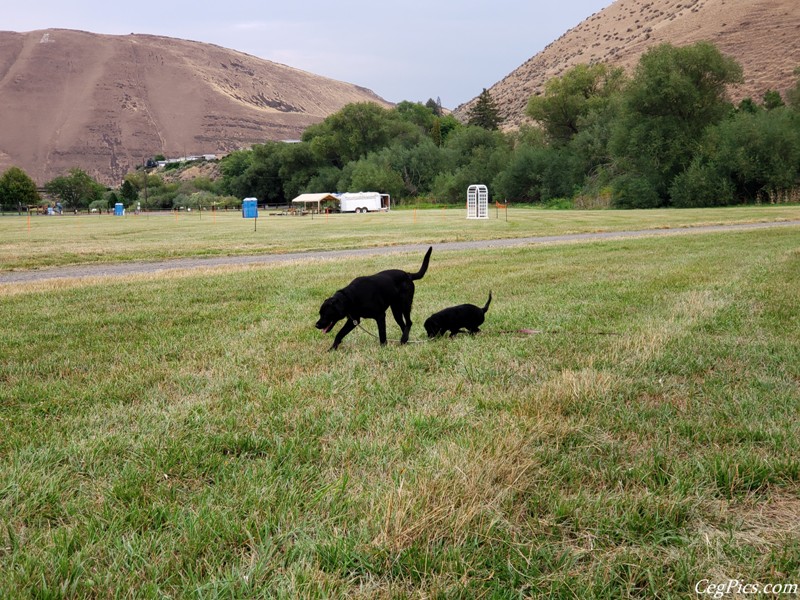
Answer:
338;192;391;213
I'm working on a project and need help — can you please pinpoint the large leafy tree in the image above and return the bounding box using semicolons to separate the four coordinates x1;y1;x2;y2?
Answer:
441;126;508;169
243;142;287;203
0;166;40;210
218;149;255;198
342;139;445;199
278;142;322;200
389;138;446;197
526;63;626;145
44;168;105;210
609;42;743;207
346;155;405;200
432;126;511;202
493;145;583;202
303;102;407;168
394;100;436;133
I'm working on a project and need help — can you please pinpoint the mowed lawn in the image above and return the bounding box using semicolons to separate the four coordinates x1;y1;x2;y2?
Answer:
2;204;800;271
1;220;799;596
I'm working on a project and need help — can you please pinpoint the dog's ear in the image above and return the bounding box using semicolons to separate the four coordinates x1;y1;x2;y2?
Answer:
330;292;348;313
321;292;347;318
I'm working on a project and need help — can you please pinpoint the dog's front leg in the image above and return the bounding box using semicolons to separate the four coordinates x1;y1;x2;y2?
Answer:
331;319;357;351
375;314;388;345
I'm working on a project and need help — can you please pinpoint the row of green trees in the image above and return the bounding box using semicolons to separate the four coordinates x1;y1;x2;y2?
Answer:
0;166;115;213
222;43;800;208
214;42;800;208
215;44;799;208
525;43;800;207
2;41;798;212
0;164;241;213
116;170;241;211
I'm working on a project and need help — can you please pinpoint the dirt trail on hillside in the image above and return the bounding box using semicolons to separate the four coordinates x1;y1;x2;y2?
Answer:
1;221;798;285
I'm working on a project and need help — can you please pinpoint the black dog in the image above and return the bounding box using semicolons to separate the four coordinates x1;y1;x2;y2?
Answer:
316;247;432;350
424;291;492;338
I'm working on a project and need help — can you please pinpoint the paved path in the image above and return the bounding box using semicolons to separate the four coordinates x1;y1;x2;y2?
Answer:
2;220;798;285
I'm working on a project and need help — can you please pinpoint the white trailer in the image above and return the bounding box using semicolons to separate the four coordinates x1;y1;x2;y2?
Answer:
338;192;391;213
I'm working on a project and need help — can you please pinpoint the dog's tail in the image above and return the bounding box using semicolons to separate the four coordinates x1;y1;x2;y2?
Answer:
482;291;493;314
410;246;433;280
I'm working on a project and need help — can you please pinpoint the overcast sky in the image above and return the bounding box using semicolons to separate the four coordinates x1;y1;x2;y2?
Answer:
6;0;614;108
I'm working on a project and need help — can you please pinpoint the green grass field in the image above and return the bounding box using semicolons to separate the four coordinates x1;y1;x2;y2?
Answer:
2;204;800;271
1;208;799;597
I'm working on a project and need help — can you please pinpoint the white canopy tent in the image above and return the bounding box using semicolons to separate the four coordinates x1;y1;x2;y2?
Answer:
291;193;338;212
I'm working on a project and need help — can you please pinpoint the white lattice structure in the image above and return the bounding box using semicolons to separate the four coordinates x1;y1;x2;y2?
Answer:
467;184;488;219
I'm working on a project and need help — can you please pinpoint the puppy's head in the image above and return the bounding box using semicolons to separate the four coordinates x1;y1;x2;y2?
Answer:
424;315;442;338
316;294;346;334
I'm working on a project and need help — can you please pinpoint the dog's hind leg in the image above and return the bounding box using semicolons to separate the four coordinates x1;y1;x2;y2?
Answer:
400;317;412;344
390;304;411;344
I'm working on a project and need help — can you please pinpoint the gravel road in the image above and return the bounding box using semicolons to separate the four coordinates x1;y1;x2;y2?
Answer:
2;220;798;285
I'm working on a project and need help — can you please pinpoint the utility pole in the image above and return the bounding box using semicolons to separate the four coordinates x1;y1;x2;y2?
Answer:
142;158;148;209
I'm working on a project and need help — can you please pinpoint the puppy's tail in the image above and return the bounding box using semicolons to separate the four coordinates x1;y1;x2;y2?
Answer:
482;291;493;314
410;246;433;280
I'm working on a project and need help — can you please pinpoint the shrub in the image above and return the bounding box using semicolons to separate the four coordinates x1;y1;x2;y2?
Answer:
611;174;661;208
670;162;735;207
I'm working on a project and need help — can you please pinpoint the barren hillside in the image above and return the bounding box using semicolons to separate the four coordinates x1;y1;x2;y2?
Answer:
454;0;800;127
0;29;391;185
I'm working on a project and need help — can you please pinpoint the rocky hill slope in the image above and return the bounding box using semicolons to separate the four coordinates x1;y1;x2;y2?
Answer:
454;0;800;127
0;29;391;185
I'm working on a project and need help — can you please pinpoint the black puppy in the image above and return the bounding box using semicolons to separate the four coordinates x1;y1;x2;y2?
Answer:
424;291;492;338
316;247;432;350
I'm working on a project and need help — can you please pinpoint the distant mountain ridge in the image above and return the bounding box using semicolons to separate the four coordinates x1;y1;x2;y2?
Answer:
454;0;800;127
0;29;391;185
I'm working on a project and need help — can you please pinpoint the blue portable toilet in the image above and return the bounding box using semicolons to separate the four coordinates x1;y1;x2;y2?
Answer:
114;202;124;216
242;198;258;219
